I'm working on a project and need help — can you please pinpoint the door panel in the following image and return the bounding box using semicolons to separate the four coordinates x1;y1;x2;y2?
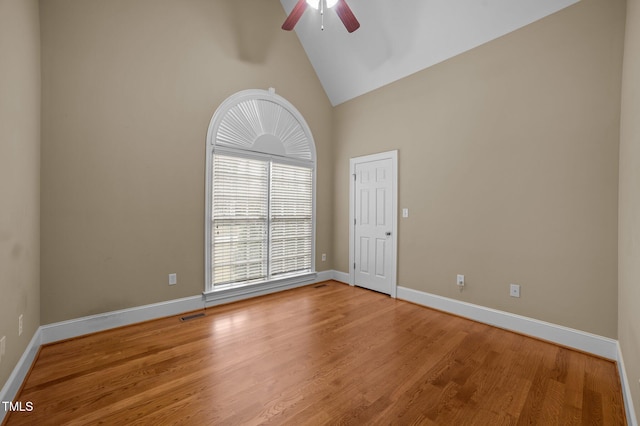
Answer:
359;236;369;273
354;158;393;295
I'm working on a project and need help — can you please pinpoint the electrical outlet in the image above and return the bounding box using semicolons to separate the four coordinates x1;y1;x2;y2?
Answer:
0;336;6;363
456;274;465;286
19;314;23;336
510;284;520;298
169;273;177;286
322;253;326;262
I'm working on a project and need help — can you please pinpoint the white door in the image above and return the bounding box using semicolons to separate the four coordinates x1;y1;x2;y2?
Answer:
351;152;397;296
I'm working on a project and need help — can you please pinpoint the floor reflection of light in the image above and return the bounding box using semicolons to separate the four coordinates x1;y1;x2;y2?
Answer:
211;311;250;334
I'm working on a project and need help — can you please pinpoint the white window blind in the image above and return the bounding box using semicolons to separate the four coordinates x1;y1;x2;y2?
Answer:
212;154;313;288
270;163;313;277
212;155;269;286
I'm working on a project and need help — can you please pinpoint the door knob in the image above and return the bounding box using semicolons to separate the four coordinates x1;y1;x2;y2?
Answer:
386;232;391;236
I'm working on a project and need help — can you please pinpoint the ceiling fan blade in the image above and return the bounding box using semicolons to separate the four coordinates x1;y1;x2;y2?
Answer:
282;0;308;31
334;0;360;33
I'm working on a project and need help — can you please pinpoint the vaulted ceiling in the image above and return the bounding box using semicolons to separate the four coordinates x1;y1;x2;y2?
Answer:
280;0;580;106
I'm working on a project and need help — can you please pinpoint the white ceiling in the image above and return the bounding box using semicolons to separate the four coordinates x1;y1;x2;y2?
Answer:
280;0;580;106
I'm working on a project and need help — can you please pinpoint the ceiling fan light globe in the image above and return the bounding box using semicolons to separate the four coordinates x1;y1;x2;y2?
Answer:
305;0;338;9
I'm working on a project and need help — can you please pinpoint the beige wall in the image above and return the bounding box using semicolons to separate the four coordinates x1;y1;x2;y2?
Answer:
333;0;624;338
0;0;41;388
619;0;640;418
40;0;334;324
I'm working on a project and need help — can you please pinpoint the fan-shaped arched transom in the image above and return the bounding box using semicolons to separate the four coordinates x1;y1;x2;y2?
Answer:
207;88;316;163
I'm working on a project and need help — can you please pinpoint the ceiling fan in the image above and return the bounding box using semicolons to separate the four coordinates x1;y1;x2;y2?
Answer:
282;0;360;33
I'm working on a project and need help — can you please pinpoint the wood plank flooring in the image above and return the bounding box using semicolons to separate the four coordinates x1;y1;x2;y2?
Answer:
3;281;626;425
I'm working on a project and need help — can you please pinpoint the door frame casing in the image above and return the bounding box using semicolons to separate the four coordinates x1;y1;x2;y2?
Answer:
349;150;398;298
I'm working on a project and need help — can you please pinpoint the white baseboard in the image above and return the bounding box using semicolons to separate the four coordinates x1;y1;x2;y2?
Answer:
316;270;334;282
617;342;639;426
331;270;350;284
0;328;42;424
40;295;204;345
396;286;618;360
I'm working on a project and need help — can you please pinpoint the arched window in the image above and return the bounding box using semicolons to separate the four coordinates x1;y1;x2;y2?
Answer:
204;89;317;299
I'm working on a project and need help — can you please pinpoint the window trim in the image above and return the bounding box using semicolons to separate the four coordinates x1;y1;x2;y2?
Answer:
204;89;317;298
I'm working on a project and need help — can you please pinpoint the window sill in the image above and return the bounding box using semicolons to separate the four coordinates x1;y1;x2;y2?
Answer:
202;272;317;306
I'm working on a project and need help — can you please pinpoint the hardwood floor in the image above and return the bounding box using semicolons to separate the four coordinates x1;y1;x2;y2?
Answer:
3;281;626;425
